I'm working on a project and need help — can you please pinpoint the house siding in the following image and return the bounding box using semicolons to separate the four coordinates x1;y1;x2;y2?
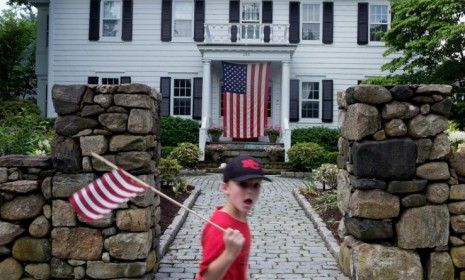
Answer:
46;0;393;131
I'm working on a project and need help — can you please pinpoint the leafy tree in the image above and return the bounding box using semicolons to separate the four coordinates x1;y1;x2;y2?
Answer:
0;8;36;100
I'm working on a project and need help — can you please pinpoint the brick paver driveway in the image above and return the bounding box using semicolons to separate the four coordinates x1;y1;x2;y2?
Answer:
153;174;348;280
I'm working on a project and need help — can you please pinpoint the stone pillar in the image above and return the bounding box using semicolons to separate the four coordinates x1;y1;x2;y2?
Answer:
337;85;456;280
49;83;161;279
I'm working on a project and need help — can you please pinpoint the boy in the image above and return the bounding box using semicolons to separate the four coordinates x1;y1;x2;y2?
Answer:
197;155;271;280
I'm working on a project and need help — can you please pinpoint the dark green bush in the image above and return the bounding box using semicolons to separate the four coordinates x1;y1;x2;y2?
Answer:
158;158;188;195
291;127;340;152
168;142;200;169
160;146;175;158
287;142;327;171
160;117;200;146
323;151;338;164
0;99;41;120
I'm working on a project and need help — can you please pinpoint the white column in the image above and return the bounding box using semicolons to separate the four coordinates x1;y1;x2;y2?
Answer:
281;61;291;161
199;59;212;160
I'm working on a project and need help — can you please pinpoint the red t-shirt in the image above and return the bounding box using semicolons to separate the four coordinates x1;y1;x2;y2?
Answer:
197;207;251;280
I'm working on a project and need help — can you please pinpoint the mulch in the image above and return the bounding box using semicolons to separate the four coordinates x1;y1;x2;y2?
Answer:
159;184;195;234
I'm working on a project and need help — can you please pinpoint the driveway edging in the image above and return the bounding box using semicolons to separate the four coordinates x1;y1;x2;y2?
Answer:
157;186;202;258
292;188;340;260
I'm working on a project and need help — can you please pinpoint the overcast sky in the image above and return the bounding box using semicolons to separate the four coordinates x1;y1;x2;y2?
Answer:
0;0;8;12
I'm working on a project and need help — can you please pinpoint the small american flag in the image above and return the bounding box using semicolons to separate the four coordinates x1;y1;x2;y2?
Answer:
69;169;147;221
222;62;270;139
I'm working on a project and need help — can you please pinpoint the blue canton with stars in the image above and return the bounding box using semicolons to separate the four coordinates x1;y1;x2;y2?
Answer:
222;62;247;94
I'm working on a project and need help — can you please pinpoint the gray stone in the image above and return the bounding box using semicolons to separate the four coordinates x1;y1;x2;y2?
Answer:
346;85;392;104
109;135;147;152
51;136;81;173
116;208;151;232
107;106;128;113
0;246;10;256
0;180;38;193
0;258;23;280
51;257;73;279
450;246;465;268
0;167;7;183
0;155;51;168
413;96;435;103
350;176;386;190
93;94;113;108
98;113;128;132
397;205;449;249
341;103;381;141
73;266;85;279
429;133;450;160
86;261;146;278
25;263;50;280
77;212;113;228
420;104;430;114
91;154;116;172
117;83;152;94
337;169;351;214
0;194;45;220
390;85;414;100
82;87;94;103
350;190;400;219
52;173;95;198
408;114;448;138
52;84;87;115
372;130;386;140
387;180;427;194
128;109;153;134
82;156;92;171
93;128;112;135
41;177;52;200
51;228;102;260
416;138;433;163
114;94;152;109
427;252;454;280
450;236;465;246
450;184;465;200
55;115;98;137
116;152;151;171
401;194;427;208
431;98;453;116
42;205;51;219
79;135;108;156
12;237;50;262
337;90;348;108
81;104;104;117
451;215;465;233
29;215;50;238
451;152;465;177
344;216;393;241
449;201;465;215
52;200;76;227
352;139;417;180
416;162;450;180
0;221;24;245
105;231;152;260
384;119;407;137
426;183;449;204
416;84;452;95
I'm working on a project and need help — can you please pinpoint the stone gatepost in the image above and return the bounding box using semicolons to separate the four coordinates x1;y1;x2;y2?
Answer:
50;84;161;279
337;85;457;280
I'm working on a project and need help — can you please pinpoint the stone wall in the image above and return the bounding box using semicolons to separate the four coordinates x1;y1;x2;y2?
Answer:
336;84;465;280
0;84;162;279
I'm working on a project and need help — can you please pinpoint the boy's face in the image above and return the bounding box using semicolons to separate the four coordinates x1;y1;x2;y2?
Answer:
221;178;262;216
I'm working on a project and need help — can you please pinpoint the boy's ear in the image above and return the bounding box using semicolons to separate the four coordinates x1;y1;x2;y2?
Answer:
220;182;229;194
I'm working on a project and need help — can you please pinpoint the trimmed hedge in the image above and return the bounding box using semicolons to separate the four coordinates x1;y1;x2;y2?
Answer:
160;116;200;147
291;127;340;152
287;142;327;171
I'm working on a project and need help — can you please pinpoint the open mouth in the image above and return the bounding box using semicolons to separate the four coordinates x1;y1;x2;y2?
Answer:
244;199;253;205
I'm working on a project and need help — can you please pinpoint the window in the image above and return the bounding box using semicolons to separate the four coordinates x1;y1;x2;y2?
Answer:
301;82;320;119
173;79;192;116
101;0;122;38
369;5;388;42
173;0;193;38
302;4;321;41
102;77;120;85
241;1;261;39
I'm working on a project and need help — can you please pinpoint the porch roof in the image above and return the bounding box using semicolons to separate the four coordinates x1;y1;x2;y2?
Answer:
197;44;297;62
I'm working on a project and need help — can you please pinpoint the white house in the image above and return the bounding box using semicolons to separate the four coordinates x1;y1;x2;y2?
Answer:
30;0;393;159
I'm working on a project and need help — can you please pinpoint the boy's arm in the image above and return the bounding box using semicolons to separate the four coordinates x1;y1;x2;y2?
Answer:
202;228;244;280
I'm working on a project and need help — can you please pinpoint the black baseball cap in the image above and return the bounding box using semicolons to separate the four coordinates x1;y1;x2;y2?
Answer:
222;155;272;182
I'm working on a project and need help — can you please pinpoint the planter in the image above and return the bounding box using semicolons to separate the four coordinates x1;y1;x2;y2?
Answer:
209;133;221;142
268;134;278;143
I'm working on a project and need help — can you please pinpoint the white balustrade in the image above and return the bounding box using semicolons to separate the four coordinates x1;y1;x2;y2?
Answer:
204;23;289;44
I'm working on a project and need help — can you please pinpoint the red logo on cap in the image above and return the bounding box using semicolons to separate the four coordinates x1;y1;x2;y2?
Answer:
242;159;260;170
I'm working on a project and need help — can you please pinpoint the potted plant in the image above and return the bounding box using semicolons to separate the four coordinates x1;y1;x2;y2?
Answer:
205;144;227;161
207;126;223;142
264;125;281;143
264;145;284;162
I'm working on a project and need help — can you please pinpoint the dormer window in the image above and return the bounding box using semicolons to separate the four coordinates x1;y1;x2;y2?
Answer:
241;1;261;40
101;0;122;38
302;3;321;41
173;0;194;38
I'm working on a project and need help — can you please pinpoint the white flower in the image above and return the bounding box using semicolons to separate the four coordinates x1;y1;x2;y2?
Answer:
448;131;465;145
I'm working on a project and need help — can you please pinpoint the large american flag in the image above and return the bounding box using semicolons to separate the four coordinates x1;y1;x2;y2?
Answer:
222;62;270;139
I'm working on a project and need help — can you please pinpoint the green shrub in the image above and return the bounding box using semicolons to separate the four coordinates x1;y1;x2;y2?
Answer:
158;158;188;196
291;127;340;152
0;99;41;120
313;164;338;189
287;142;326;171
160;146;175;158
323;151;338;164
168;142;200;169
160;116;200;146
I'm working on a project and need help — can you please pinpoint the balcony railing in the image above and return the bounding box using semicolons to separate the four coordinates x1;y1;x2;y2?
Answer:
204;23;289;44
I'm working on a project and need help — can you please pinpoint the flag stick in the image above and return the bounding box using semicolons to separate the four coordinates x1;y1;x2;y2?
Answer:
91;152;226;233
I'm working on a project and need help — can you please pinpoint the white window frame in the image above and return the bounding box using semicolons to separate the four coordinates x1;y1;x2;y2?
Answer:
240;0;261;41
100;0;123;41
301;2;322;43
172;0;194;41
369;3;390;44
300;80;322;122
171;77;194;118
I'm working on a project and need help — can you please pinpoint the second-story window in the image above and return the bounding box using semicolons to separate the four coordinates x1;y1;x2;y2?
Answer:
302;4;321;41
301;81;320;119
173;79;192;116
173;0;193;38
101;0;122;38
241;1;261;39
102;77;120;85
369;5;389;42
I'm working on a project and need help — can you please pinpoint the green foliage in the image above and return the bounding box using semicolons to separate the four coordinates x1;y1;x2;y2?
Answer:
0;101;55;155
160;117;200;146
314;191;338;212
160;146;175;159
291;127;340;152
451;100;465;130
158;158;188;196
0;99;40;120
168;142;200;169
381;0;465;84
313;164;338;189
287;142;327;171
323;151;338;165
0;9;36;99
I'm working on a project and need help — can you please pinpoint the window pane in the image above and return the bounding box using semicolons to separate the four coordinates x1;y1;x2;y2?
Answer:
103;1;121;19
174;20;192;37
103;20;119;37
302;101;319;118
302;4;320;22
370;5;388;23
302;23;320;40
242;2;260;22
370;24;387;41
302;82;319;99
174;1;192;20
174;98;191;115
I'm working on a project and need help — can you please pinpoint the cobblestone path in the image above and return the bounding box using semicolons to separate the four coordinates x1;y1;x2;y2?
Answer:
153;174;348;280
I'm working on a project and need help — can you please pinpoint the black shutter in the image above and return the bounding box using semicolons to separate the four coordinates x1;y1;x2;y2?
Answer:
357;3;369;45
230;0;240;42
322;2;333;44
161;0;172;42
262;1;272;43
121;0;133;41
290;79;300;122
120;76;131;84
193;78;203;120
89;0;100;41
194;0;205;42
289;2;300;43
322;80;333;122
160;77;171;116
88;76;99;84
